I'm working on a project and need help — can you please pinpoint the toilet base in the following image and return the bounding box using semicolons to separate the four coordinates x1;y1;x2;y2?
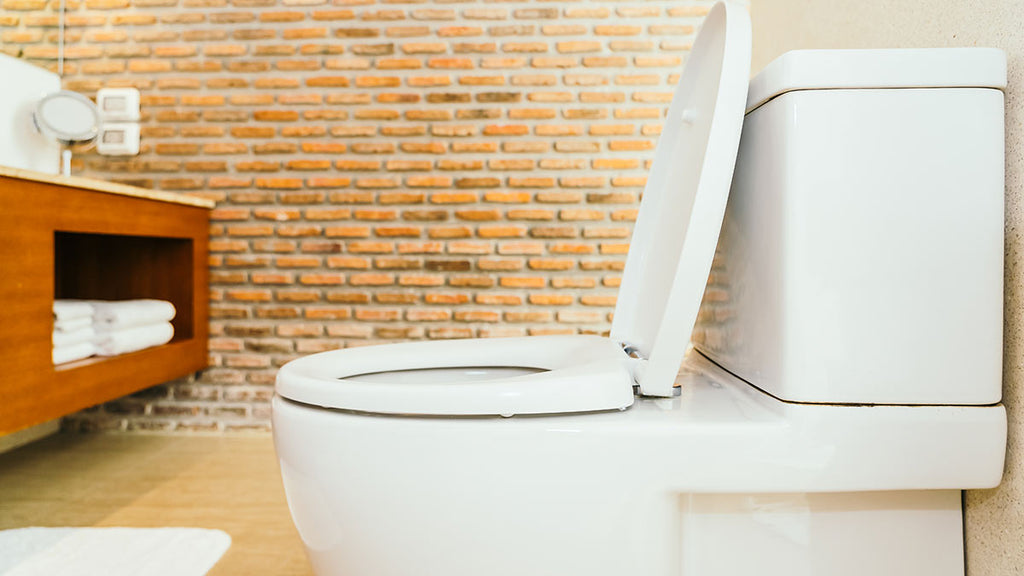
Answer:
273;394;965;576
678;490;962;576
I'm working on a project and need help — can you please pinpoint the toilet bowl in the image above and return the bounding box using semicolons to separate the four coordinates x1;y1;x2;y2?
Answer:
274;349;1004;576
273;3;1008;575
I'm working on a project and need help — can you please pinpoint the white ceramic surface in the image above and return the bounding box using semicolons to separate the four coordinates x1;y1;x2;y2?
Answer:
694;49;1005;405
609;0;750;397
273;351;1005;576
745;48;1007;112
277;335;636;416
272;22;1009;576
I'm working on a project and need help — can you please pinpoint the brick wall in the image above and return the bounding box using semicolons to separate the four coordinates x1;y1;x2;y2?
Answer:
2;0;716;432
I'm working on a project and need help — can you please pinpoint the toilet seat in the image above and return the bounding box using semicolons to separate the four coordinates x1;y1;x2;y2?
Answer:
277;335;635;416
275;1;752;416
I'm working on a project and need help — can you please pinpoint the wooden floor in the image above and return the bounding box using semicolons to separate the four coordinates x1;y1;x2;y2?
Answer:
0;433;312;575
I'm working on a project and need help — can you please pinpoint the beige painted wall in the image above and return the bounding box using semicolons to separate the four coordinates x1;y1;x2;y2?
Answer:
749;1;1024;573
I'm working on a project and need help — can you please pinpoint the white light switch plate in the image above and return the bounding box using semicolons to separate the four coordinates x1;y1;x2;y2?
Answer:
97;122;140;156
96;87;140;122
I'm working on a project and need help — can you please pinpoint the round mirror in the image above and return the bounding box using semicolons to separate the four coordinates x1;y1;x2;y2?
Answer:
33;90;101;144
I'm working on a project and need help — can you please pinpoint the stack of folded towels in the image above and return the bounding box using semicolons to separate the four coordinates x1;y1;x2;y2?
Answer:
52;301;97;365
52;299;177;366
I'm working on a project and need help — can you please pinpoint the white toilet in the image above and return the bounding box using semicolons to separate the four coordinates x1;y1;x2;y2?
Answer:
273;3;1008;575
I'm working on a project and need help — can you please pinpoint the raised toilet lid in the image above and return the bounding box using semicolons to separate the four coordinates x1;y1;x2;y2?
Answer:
609;0;751;397
275;0;752;415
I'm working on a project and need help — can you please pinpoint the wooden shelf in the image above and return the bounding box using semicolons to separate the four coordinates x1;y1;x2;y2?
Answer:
0;170;212;435
53;340;195;373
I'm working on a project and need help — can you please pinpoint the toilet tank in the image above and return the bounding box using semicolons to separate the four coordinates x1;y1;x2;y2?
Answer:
692;49;1005;405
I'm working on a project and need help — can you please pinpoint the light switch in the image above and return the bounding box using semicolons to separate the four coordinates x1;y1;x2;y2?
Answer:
97;122;140;156
96;88;140;122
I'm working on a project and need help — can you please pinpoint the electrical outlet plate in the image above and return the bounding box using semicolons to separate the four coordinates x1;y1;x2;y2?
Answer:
96;87;140;122
97;122;140;156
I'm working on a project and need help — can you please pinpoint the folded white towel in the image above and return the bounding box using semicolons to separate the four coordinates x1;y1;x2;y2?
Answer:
94;322;174;356
91;300;176;330
53;300;94;322
52;326;96;348
53;342;96;365
54;316;92;333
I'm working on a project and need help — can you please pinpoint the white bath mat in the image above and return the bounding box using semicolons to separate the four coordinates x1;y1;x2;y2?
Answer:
0;527;231;576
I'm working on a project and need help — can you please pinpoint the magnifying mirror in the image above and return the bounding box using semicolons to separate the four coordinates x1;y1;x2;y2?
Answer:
33;90;101;176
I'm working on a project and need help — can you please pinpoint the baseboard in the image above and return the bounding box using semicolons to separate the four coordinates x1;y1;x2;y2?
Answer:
0;419;60;454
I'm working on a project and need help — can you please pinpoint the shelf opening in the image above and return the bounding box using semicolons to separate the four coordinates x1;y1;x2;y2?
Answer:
54;231;195;343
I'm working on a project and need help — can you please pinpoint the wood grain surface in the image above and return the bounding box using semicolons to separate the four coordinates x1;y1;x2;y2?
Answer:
0;174;211;434
0;434;311;575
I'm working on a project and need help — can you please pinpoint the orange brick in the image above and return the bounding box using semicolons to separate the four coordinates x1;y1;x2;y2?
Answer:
349;273;394;286
478;226;526;238
226;289;272;302
253;208;301;221
300;273;345;286
454;310;499;323
252;272;293;285
599;243;631;255
551;242;596;254
581;295;617;307
557;310;604;323
428;57;474;69
355;178;399;189
305;308;353;320
593;158;640;170
425;293;471;305
408;75;452;87
497;241;543;255
401;142;447;154
505;311;552;323
277;256;322;268
327;256;371;269
398;242;444;254
476;294;522;306
447;241;491;254
437;26;482;37
553;276;597;289
325;226;370;238
507;209;553;221
353;209;396;221
449;275;495;288
375;226;421;237
399;274;444;287
255;178;303;190
528;258;574;271
500;276;545;288
407;309;451;321
430;192;478;204
406;176;453;188
347;241;394;253
455;209;500;221
529;293;573;305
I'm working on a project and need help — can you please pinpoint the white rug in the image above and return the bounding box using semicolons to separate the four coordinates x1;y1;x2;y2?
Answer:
0;527;231;576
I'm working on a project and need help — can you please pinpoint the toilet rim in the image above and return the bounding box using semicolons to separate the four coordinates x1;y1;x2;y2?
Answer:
276;335;637;417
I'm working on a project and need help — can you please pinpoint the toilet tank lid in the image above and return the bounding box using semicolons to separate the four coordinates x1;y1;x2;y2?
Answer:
746;48;1007;113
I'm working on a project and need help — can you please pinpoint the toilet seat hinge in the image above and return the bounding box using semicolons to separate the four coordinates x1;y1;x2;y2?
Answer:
618;341;649;387
619;341;645;360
